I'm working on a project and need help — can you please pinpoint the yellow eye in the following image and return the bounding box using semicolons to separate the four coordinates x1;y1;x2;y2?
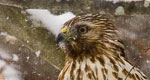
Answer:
78;26;88;33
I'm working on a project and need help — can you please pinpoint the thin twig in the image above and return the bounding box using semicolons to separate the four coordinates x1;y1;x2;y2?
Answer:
125;63;136;80
0;3;23;9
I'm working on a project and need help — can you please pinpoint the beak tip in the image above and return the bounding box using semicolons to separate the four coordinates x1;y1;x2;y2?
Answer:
56;33;66;43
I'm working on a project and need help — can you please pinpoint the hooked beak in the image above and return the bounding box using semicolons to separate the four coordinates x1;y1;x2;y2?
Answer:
56;33;66;43
56;28;67;43
56;27;77;44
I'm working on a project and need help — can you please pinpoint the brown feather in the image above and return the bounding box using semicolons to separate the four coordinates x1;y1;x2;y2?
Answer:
57;14;148;80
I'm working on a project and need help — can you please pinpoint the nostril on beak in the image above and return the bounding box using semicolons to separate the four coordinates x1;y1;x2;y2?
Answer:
56;33;66;43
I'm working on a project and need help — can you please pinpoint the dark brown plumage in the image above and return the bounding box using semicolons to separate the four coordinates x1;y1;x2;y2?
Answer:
57;14;148;80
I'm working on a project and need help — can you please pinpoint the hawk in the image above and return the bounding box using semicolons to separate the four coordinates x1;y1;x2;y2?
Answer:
56;14;148;80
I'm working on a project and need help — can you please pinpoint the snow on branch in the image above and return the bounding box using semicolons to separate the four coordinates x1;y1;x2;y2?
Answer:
26;9;75;37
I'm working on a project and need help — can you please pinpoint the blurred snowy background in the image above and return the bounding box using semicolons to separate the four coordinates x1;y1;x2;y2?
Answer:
0;0;150;80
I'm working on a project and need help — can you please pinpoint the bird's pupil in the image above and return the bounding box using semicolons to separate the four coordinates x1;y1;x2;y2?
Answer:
77;26;88;33
80;27;85;32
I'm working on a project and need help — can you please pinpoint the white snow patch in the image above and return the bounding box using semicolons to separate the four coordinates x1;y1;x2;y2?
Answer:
3;65;21;80
115;6;125;15
146;60;150;63
25;19;28;22
0;48;11;60
144;0;150;7
26;40;29;43
26;9;75;37
26;56;30;61
6;16;10;20
106;0;142;3
0;32;17;44
35;50;41;57
12;54;19;61
0;60;6;68
0;48;21;80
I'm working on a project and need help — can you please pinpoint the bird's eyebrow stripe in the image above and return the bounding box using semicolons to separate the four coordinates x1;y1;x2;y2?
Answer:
74;22;99;29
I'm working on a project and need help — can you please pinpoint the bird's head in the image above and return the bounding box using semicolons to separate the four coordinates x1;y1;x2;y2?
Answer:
57;14;124;57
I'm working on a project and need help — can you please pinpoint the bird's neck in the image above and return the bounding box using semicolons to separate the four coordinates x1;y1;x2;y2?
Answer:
59;43;147;80
67;39;125;61
61;48;126;80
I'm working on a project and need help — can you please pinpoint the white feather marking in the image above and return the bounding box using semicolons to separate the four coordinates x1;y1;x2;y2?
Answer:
58;55;147;80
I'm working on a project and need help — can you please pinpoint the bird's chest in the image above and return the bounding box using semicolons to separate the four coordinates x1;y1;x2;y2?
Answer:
58;56;147;80
58;57;118;80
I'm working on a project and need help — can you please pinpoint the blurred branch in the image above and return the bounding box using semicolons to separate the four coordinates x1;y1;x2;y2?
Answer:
0;3;23;9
